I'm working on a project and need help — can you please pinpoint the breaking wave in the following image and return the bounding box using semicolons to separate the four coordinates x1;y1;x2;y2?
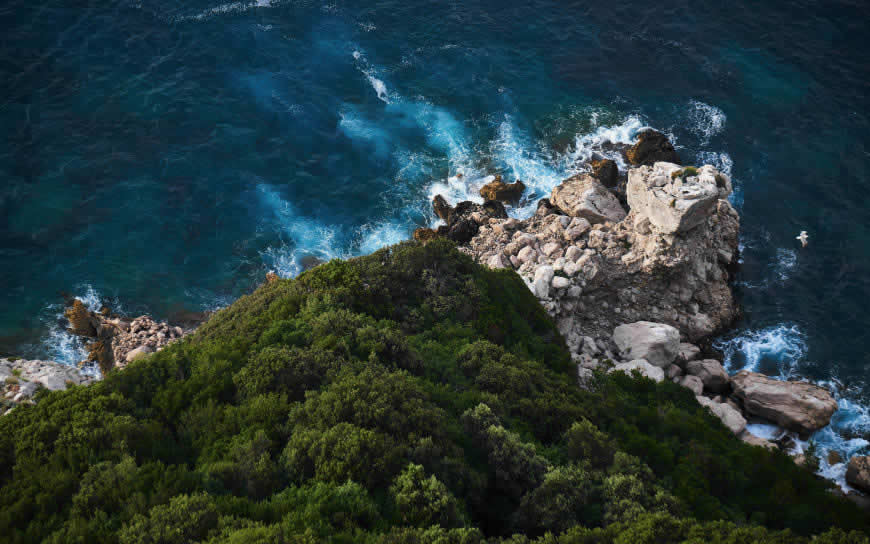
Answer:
714;323;807;378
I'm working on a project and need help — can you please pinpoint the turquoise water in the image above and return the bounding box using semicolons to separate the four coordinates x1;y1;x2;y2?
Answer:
1;1;868;484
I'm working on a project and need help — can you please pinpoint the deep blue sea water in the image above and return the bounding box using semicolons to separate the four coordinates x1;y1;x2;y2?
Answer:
1;0;868;485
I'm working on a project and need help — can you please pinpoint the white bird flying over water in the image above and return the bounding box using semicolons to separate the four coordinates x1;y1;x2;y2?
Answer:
796;231;809;248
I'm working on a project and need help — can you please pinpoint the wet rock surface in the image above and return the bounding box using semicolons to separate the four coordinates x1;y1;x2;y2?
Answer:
846;456;870;493
731;371;839;435
625;129;680;166
478;175;526;203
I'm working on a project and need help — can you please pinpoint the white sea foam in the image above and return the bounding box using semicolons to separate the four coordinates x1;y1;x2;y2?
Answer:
256;184;344;277
367;75;390;103
714;324;807;378
489;117;569;217
696;151;740;207
356;221;409;255
352;50;392;103
35;285;104;375
174;0;277;22
791;388;870;491
719;325;870;491
687;100;726;144
563;114;647;172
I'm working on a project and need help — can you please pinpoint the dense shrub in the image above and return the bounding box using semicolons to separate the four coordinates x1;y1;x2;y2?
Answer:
0;239;866;543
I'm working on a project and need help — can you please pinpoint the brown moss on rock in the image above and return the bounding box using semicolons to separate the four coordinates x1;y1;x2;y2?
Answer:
86;340;114;376
625;129;680;166
590;158;618;187
65;299;96;337
478;175;526;203
413;228;440;243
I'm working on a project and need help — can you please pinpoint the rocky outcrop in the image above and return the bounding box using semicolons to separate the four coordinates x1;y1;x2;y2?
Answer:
413;227;439;243
680;375;704;396
590;159;618;188
739;431;776;450
1;358;93;415
625;129;680;166
60;299;195;373
430;197;509;245
731;371;838;435
846;456;870;493
612;321;679;367
686;359;730;393
696;395;747;435
608;359;665;383
627;163;730;234
479;176;526;203
676;342;701;367
551;174;626;224
433;195;452;221
456;159;738;345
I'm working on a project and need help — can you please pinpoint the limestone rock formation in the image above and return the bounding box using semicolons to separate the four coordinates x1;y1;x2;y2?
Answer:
680;375;704;395
457;161;739;344
61;299;195;372
608;359;665;383
612;321;680;368
590;158;618;188
627;163;726;234
1;358;94;415
479;176;526;203
625;129;680;166
551;174;626;224
731;371;838;435
432;194;452;221
846;456;870;493
686;359;730;393
676;342;702;367
696;395;747;435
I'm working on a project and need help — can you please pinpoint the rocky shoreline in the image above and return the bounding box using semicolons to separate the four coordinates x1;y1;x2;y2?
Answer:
3;129;868;497
419;129;870;496
1;302;200;416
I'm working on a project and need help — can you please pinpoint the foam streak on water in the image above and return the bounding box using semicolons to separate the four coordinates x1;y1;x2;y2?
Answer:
31;285;104;376
715;323;807;378
720;325;870;490
687;100;726;144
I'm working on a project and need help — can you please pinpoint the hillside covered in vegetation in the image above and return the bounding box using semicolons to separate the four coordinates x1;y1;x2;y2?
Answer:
0;240;867;543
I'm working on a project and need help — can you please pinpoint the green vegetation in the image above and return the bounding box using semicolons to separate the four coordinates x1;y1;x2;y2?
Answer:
671;166;699;180
0;240;866;543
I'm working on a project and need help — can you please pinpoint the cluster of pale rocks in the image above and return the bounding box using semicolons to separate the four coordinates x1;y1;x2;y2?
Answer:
427;133;870;494
464;162;740;343
0;358;94;415
63;298;191;370
1;302;196;415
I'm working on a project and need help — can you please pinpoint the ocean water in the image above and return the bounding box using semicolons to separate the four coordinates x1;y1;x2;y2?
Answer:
1;1;868;486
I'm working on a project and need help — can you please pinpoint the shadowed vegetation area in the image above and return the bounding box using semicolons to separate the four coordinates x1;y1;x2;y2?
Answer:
0;240;867;543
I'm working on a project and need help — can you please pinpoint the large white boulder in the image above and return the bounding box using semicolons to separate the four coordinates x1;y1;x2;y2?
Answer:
533;266;554;298
608;359;665;383
551;174;626;224
612;321;680;368
696;395;747;435
731;371;838;434
627;162;727;234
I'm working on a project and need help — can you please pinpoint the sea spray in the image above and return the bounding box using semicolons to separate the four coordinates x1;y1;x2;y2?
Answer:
714;323;807;378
